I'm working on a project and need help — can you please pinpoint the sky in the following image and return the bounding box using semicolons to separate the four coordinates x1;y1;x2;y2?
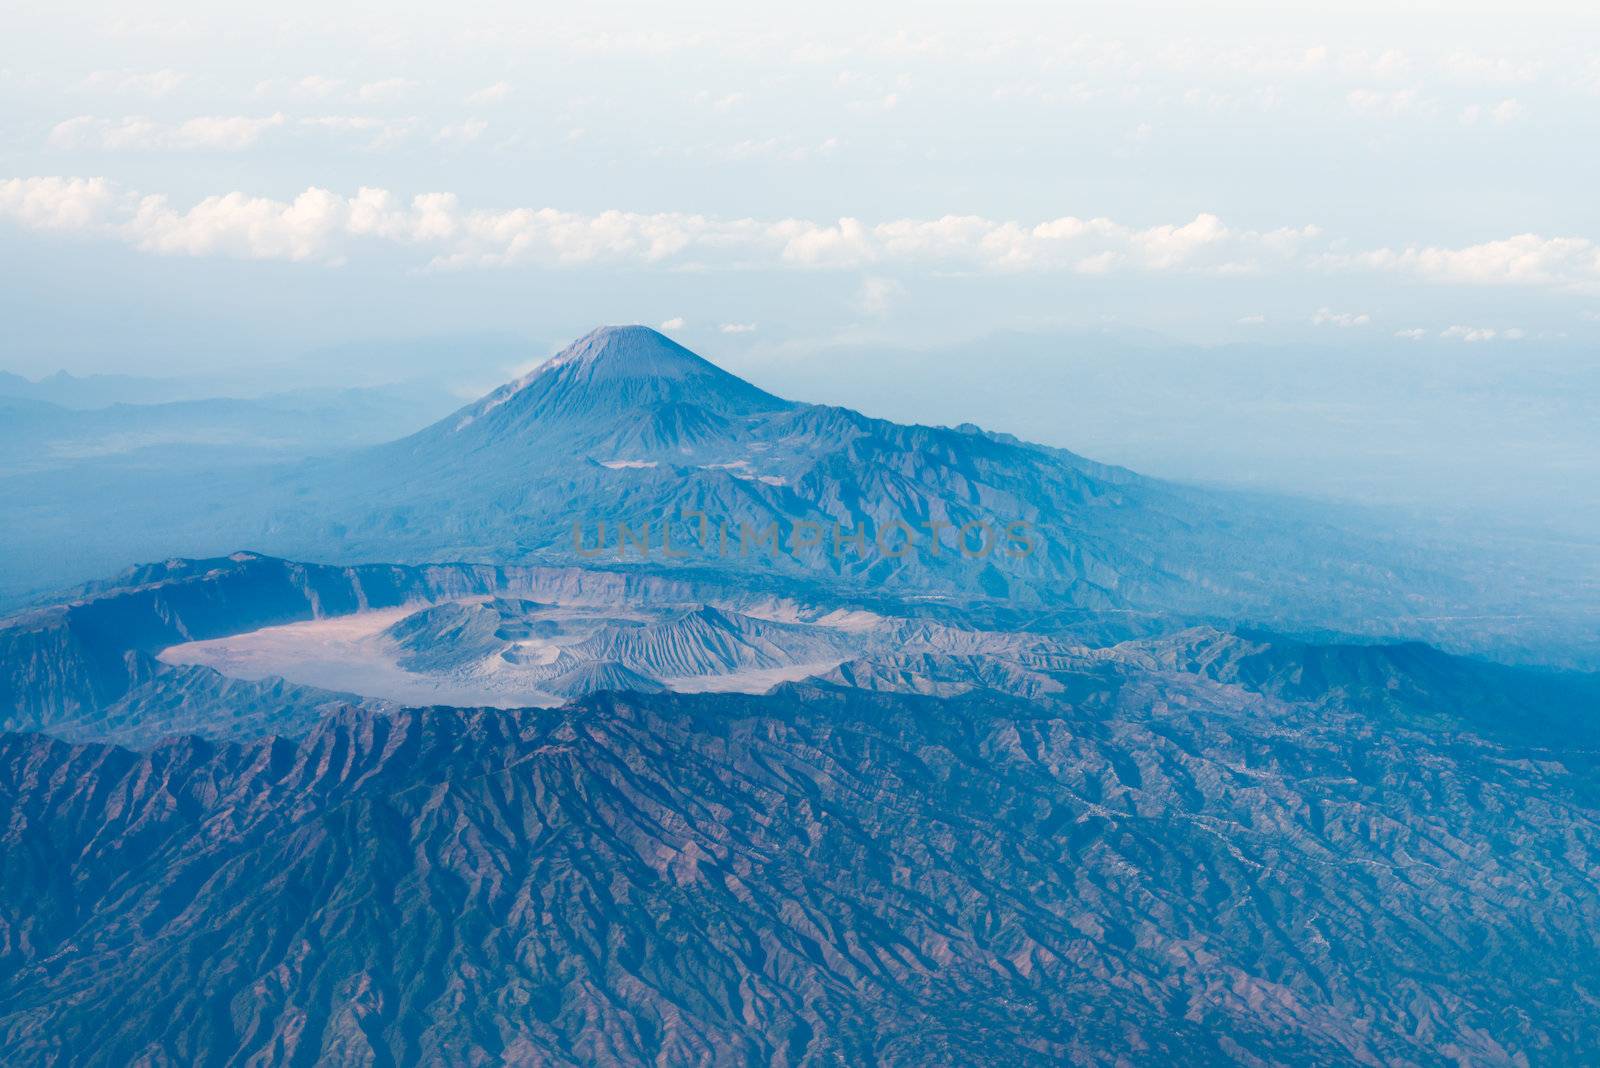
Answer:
1;0;1598;529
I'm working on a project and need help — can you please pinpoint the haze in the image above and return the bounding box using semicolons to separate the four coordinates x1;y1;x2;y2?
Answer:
2;0;1597;542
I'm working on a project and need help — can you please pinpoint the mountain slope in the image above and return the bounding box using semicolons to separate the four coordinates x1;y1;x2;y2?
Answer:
568;605;853;677
3;688;1599;1065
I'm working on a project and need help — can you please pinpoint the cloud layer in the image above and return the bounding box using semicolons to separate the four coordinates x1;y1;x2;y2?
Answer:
2;176;1598;298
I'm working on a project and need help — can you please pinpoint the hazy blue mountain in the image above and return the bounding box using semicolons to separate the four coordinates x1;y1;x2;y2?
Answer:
2;326;1596;664
758;329;1600;543
0;382;458;476
0;368;199;408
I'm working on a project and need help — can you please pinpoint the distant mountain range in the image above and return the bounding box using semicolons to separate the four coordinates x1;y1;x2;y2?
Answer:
0;384;457;477
5;326;1591;663
0;369;198;408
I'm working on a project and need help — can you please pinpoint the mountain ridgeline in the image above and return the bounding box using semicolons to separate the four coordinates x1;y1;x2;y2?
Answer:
0;326;1593;663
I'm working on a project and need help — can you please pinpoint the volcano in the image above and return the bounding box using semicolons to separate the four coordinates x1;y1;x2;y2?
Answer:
0;326;1567;659
261;326;1475;639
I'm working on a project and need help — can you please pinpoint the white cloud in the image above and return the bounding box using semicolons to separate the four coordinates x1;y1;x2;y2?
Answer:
1337;234;1600;293
848;92;901;112
1237;313;1266;324
1;176;1594;308
1492;98;1524;123
766;210;1316;274
720;137;839;163
719;322;757;333
299;75;343;97
0;176;120;232
1441;325;1498;342
1338;48;1410;81
856;276;905;315
127;187;365;262
466;82;512;105
301;115;418;149
48;116;155;150
357;78;418;103
173;113;287;150
1460;98;1523;125
80;68;186;97
253;75;343;99
1439;51;1541;85
436;120;489;144
1394;328;1428;340
1311;307;1371;328
1433;324;1524;342
1346;87;1427;118
695;91;746;112
48;114;286;151
659;316;685;330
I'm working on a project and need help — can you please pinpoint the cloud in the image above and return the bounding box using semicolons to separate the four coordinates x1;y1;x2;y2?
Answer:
1336;234;1600;293
1460;98;1523;125
0;176;120;232
466;82;512;105
719;322;757;333
1394;328;1428;340
848;92;901;112
1237;313;1266;324
1441;325;1499;342
253;75;343;99
0;177;381;263
659;317;686;330
2;176;1594;306
1495;99;1525;124
1311;307;1371;327
436;120;489;144
1439;51;1541;85
1346;87;1428;118
357;78;418;103
48;116;155;150
695;91;746;112
768;210;1315;274
47;114;288;151
174;114;288;150
856;276;904;315
65;179;1293;275
79;69;186;96
299;75;344;97
128;187;370;262
1437;324;1524;342
720;137;839;163
301;115;418;149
